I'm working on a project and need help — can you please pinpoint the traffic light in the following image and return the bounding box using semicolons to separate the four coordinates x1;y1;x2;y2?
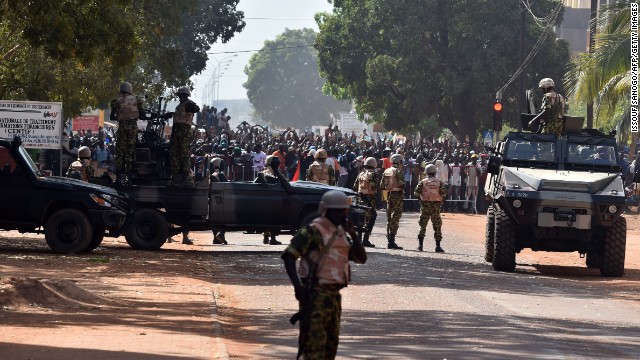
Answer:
492;101;503;131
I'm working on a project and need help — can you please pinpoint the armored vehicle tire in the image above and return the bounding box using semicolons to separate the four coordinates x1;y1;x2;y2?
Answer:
484;206;495;262
45;209;93;254
125;209;168;250
81;227;105;253
585;251;602;269
492;208;516;272
600;217;626;277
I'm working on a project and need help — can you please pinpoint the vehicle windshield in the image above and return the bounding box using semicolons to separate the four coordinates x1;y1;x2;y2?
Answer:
504;139;556;162
566;143;617;166
18;145;40;176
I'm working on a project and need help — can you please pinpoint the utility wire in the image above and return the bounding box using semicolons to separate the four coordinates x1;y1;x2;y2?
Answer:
207;44;314;55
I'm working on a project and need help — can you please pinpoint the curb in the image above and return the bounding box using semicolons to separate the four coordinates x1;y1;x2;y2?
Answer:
210;289;230;360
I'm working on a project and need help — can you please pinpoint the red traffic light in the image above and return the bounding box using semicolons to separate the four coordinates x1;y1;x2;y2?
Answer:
493;102;503;112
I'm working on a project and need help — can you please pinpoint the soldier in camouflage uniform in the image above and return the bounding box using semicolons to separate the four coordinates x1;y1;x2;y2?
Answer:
307;149;336;186
380;153;404;249
262;155;283;245
528;78;566;136
282;191;367;360
354;156;379;247
414;164;447;252
66;146;94;182
169;86;200;187
110;82;143;184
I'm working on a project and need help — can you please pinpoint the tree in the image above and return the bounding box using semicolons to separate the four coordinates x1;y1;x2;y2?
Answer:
564;1;636;159
315;0;570;140
0;0;245;116
243;28;351;129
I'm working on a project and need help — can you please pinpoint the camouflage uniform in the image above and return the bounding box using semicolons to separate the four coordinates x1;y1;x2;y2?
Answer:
541;91;565;137
306;161;336;186
110;96;142;173
282;219;360;360
66;160;95;181
354;169;380;235
380;165;404;237
414;178;447;240
170;98;200;183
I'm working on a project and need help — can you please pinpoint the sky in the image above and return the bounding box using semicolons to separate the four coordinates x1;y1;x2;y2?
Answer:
190;0;334;106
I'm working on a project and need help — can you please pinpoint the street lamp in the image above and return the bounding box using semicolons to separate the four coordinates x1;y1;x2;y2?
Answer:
209;54;237;107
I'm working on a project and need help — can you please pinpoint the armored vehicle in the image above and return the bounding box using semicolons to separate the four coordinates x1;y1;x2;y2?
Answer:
484;129;626;277
0;136;132;253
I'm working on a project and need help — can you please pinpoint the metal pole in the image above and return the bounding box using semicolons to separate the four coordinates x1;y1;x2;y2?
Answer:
517;1;525;131
586;0;598;129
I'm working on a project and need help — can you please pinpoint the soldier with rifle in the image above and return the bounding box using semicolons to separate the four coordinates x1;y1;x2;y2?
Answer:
528;78;566;136
282;190;367;360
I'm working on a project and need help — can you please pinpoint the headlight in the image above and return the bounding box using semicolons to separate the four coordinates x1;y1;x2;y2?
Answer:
90;194;112;208
512;199;522;208
608;205;617;214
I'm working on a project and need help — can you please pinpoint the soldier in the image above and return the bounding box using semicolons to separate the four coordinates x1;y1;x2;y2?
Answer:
306;148;336;186
380;153;404;249
169;86;200;187
110;82;143;184
282;190;367;360
528;78;566;136
66;146;94;181
261;155;283;245
354;156;379;247
210;157;228;245
415;164;447;252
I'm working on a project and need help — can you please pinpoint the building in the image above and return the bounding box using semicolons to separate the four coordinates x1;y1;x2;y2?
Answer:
556;0;612;57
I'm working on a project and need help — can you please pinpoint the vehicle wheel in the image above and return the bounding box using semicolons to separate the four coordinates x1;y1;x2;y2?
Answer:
600;217;626;277
484;205;495;262
585;251;602;269
125;209;168;250
492;207;516;272
81;227;105;253
45;209;93;254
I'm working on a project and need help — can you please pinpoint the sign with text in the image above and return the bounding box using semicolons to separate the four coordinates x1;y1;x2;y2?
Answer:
0;100;62;149
72;114;100;133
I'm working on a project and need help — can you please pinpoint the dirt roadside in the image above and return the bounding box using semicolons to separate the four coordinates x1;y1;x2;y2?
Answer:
0;212;638;359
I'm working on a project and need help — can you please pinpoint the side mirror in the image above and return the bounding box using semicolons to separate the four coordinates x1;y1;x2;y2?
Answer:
487;156;502;175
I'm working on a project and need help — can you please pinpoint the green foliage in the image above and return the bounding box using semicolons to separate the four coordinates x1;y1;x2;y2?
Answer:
0;0;245;116
315;0;570;139
243;28;351;128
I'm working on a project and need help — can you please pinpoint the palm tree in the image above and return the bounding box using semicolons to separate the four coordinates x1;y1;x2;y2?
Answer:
564;0;636;159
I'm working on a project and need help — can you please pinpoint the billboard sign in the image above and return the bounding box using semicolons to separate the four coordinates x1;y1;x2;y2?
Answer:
0;100;63;149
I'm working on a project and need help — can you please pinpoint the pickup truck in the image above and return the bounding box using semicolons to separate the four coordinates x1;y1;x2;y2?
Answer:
0;136;132;253
109;167;369;250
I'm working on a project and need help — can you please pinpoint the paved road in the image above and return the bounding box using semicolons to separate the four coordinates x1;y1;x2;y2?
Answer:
207;212;640;359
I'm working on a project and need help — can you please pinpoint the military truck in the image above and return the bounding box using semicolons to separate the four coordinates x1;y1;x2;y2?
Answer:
484;129;627;277
0;136;132;253
108;165;369;250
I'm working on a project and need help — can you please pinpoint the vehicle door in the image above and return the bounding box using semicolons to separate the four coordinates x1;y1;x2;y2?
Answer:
222;180;285;225
0;145;30;221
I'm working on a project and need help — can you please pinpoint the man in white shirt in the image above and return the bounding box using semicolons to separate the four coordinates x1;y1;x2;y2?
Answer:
251;144;266;178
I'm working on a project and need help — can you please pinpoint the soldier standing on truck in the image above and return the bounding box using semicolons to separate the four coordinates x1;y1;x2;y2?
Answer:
414;164;447;252
66;146;94;182
282;190;367;360
380;153;404;250
168;86;200;187
528;78;566;136
110;82;143;185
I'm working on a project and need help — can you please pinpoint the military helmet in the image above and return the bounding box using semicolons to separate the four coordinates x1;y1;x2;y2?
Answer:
425;164;437;174
390;153;403;164
120;82;133;94
538;78;555;89
210;157;223;169
315;148;328;159
78;146;91;159
318;190;351;213
176;86;191;96
364;157;377;168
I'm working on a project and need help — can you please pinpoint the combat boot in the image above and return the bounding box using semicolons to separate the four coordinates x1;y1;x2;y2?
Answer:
362;233;375;248
269;235;282;245
417;235;424;252
435;240;445;253
387;235;403;250
263;234;269;244
182;237;194;245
